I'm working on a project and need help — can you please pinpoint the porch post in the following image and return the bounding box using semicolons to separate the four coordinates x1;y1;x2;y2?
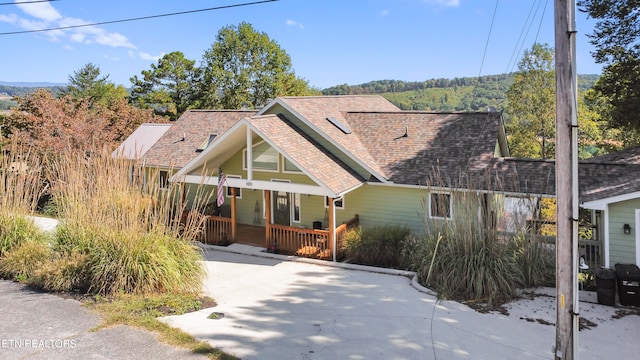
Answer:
328;197;335;262
231;187;237;241
265;190;271;247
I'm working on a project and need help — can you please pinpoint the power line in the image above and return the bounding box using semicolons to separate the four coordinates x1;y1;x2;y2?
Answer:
0;0;279;36
0;0;58;5
478;0;499;78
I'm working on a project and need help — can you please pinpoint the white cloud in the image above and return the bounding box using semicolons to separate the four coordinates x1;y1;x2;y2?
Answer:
380;9;389;16
425;0;460;7
0;13;18;24
138;51;164;61
286;19;304;29
4;2;136;49
16;0;62;22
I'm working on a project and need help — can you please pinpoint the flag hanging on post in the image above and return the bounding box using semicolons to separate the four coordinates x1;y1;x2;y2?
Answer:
217;168;227;207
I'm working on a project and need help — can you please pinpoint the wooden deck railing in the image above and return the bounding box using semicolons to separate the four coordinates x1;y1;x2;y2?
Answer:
201;215;232;245
268;225;331;258
268;214;360;260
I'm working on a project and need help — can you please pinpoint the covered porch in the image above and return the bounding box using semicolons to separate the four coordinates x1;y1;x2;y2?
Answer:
196;210;360;261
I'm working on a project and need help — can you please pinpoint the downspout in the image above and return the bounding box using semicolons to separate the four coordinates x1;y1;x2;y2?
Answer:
332;197;337;262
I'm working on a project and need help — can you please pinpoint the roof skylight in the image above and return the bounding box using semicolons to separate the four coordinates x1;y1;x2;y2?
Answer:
326;117;351;134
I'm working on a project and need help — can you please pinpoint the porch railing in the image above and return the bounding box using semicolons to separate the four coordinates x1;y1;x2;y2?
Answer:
268;214;360;260
269;225;331;258
201;215;232;245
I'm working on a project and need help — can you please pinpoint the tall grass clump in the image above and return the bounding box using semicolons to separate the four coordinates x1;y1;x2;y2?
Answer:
404;171;555;305
0;139;47;214
42;148;208;295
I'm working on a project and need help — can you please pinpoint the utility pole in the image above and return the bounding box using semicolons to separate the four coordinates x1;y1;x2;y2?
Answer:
554;0;579;359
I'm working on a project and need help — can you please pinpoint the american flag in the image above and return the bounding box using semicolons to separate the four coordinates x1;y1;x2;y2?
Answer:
217;169;227;207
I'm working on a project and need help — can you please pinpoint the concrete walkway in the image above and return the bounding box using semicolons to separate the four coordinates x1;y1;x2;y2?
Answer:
162;243;639;360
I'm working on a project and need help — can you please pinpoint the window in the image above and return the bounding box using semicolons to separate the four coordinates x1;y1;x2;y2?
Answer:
225;175;242;199
325;196;344;210
159;170;169;189
283;157;302;173
429;192;452;219
244;141;279;172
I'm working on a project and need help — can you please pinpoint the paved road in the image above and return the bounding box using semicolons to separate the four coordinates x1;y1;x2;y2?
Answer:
0;281;207;360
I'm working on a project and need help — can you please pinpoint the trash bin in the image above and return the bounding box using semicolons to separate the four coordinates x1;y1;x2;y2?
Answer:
614;263;640;306
312;221;322;230
595;267;616;306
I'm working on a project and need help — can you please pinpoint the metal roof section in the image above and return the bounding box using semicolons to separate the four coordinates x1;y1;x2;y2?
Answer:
112;123;172;160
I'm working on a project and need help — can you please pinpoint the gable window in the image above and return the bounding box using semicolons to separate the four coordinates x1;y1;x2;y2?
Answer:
429;192;452;219
283;157;302;173
325;196;344;210
243;141;279;172
159;170;169;189
225;175;242;199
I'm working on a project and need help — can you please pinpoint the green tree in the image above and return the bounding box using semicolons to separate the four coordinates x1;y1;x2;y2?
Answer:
505;43;556;159
130;51;201;120
578;0;640;134
59;63;127;107
199;22;316;109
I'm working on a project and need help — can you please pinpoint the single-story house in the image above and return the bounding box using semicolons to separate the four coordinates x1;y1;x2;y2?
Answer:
162;95;512;260
116;95;640;267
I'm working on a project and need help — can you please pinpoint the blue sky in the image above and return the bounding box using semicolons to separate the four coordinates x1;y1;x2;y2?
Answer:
0;0;602;89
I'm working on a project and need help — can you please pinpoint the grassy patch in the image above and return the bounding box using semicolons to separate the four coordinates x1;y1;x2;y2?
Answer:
87;293;237;360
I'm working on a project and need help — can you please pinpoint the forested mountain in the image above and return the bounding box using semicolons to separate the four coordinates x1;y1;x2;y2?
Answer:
322;74;600;111
0;84;66;110
1;74;600;112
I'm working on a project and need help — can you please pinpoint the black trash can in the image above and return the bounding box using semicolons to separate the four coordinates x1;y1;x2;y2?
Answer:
312;221;322;230
614;263;640;306
595;267;616;306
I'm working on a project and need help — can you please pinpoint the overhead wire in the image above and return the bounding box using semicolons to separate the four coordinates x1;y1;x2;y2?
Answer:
0;0;58;5
478;0;499;78
505;0;539;73
0;0;279;36
507;0;546;73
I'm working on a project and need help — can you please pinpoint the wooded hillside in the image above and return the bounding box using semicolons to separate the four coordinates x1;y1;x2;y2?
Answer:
322;74;599;111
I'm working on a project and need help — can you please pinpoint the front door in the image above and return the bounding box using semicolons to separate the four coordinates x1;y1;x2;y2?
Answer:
273;190;291;226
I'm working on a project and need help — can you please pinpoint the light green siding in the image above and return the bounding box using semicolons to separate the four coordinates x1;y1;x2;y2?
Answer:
608;199;640;266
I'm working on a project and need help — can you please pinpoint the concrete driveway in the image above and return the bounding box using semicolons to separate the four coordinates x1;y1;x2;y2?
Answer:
162;244;639;360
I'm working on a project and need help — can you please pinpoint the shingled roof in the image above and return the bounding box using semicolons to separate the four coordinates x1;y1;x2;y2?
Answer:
143;110;256;168
274;96;401;180
463;157;640;203
345;111;503;185
248;114;365;194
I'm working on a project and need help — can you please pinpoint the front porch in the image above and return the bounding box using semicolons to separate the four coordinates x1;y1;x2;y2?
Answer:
195;214;360;260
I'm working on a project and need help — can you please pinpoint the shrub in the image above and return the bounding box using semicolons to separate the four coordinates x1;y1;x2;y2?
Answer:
32;250;90;292
52;222;204;295
0;214;48;256
409;229;521;305
0;240;51;281
512;233;556;287
344;225;411;268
